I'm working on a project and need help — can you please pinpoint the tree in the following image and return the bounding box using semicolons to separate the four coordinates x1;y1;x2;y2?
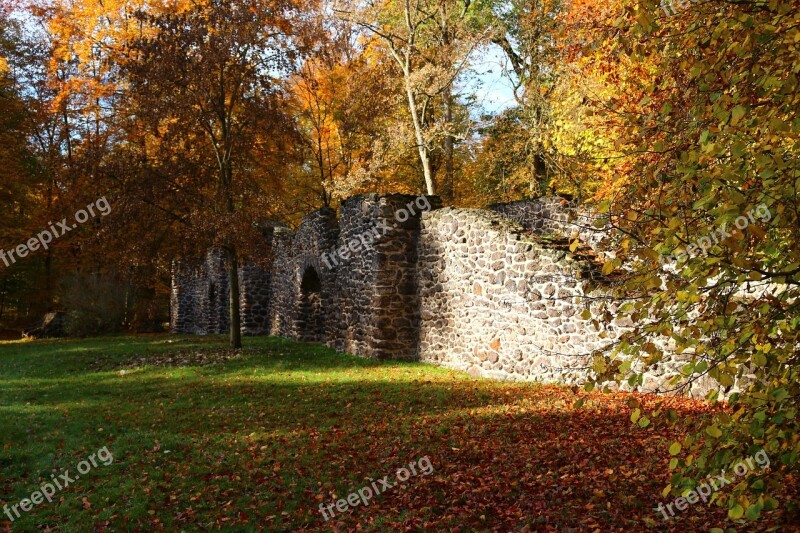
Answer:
464;107;544;204
122;0;304;348
0;7;58;324
0;13;33;245
578;0;800;522
481;0;625;200
337;0;489;198
287;15;400;205
487;0;562;197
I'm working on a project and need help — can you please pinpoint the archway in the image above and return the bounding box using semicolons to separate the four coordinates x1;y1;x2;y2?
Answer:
298;266;325;342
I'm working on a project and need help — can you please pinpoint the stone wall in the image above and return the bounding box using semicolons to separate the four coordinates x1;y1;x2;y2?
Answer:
239;263;272;336
262;194;437;359
490;197;607;247
171;231;275;336
170;194;718;396
171;250;229;335
416;207;616;384
267;208;339;342
326;194;436;359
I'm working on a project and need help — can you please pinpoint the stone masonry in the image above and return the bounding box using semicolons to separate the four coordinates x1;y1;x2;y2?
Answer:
171;194;716;396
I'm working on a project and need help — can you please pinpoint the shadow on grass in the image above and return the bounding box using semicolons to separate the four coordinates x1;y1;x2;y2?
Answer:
0;390;724;532
1;334;760;532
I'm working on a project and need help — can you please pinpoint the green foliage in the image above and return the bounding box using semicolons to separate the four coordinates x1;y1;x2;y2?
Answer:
583;0;800;523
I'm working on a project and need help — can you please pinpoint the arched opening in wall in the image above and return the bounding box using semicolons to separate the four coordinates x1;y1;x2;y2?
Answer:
298;266;325;342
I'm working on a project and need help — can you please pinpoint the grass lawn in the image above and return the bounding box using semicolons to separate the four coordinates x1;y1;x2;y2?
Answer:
0;335;794;531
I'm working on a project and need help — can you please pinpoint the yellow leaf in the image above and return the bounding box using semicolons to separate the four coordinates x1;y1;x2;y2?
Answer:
730;105;746;126
728;504;744;519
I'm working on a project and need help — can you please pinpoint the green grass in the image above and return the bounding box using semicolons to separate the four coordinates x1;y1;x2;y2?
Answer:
0;335;489;531
0;335;788;531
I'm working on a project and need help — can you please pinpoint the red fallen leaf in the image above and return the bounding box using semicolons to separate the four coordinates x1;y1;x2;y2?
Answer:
82;497;92;510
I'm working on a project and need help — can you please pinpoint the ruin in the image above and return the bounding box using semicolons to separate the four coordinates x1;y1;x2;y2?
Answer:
171;194;712;394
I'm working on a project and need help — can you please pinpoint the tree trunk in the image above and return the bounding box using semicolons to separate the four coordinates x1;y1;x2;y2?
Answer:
221;152;242;349
530;144;538;197
442;87;455;203
440;5;454;204
404;74;436;195
226;245;242;349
